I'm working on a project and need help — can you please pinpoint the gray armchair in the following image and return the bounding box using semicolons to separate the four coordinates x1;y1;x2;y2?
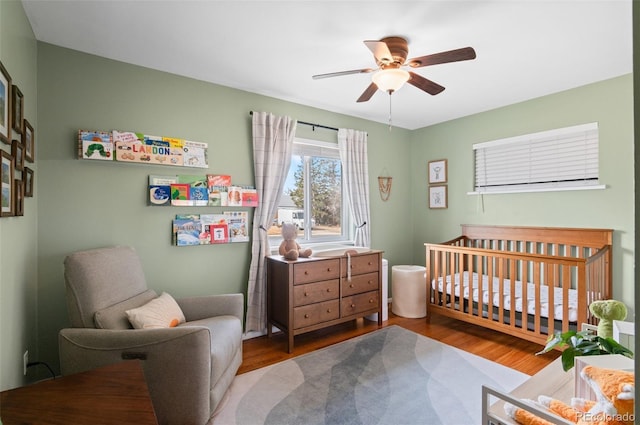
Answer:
58;246;243;425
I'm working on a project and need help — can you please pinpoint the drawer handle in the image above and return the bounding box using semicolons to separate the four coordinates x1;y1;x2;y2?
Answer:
327;309;332;313
304;292;308;297
349;284;354;288
304;271;309;275
368;280;373;284
368;262;372;265
304;314;310;318
326;288;331;292
327;268;332;272
369;299;374;303
350;304;355;308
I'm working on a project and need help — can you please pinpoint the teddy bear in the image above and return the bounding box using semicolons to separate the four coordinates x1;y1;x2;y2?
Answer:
279;222;312;261
504;365;635;425
589;300;627;339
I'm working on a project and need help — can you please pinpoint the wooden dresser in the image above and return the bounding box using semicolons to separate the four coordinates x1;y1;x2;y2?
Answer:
267;250;383;352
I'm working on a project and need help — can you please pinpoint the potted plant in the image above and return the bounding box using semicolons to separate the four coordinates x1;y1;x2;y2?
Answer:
537;330;633;372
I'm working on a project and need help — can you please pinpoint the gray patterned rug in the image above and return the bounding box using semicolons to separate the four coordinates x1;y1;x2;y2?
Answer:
214;325;527;425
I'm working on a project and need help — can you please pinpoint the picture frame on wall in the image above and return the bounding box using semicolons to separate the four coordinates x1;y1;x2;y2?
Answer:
1;150;14;216
0;60;11;145
24;166;33;197
11;139;24;171
429;185;448;209
23;119;34;162
14;178;24;216
11;84;23;135
428;159;448;184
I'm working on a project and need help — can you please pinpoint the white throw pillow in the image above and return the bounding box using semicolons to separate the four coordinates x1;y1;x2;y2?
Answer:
126;292;186;329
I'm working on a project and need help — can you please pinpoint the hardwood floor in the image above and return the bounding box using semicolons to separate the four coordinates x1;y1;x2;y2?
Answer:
240;307;561;376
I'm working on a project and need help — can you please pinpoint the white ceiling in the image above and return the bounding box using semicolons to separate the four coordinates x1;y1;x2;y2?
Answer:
21;0;632;130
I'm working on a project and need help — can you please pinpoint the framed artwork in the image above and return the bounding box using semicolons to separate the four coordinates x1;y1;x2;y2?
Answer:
429;185;448;209
428;159;447;184
11;84;23;135
24;166;33;197
1;150;14;216
0;60;11;145
14;178;23;216
23;119;34;162
11;139;24;171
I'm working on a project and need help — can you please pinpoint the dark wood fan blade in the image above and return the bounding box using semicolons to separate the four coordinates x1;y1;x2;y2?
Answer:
408;72;445;95
356;82;379;102
312;68;374;79
364;40;393;64
407;47;476;68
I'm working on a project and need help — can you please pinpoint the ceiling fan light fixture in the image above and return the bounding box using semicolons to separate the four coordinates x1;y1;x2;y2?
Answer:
372;68;410;93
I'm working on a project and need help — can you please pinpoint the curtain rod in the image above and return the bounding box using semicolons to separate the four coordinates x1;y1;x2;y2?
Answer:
249;111;338;132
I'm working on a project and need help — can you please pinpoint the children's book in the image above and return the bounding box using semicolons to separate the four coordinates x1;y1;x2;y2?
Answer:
148;175;176;206
170;183;191;206
227;186;243;207
208;186;228;206
208;222;229;244
182;140;209;168
241;187;258;207
79;130;113;161
207;174;231;187
207;175;231;206
200;214;228;244
225;211;249;242
173;218;204;246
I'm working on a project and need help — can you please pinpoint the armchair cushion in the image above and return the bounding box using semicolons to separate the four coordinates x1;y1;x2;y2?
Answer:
126;292;186;329
94;289;158;329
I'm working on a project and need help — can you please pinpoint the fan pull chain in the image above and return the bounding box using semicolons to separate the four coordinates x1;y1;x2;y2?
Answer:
388;93;393;131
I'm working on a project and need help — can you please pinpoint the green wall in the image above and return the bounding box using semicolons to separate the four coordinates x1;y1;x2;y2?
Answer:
0;0;38;391
35;42;413;374
410;74;634;314
0;0;635;392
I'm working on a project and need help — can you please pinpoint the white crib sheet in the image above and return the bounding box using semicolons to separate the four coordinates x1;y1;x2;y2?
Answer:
432;272;577;322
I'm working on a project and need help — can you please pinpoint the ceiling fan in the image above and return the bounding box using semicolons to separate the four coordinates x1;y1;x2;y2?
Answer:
312;36;476;102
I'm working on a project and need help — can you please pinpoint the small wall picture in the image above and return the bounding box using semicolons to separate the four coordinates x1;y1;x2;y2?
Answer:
1;150;14;216
14;178;23;216
23;119;34;162
24;166;33;197
11;139;24;171
428;159;447;184
429;185;447;209
0;61;11;145
11;85;23;135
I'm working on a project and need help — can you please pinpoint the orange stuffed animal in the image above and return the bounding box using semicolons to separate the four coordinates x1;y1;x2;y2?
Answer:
505;365;634;425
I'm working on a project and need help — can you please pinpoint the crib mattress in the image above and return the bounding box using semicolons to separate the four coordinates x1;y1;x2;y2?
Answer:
432;272;578;322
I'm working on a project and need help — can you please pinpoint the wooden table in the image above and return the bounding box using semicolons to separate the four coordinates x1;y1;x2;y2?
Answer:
0;360;158;424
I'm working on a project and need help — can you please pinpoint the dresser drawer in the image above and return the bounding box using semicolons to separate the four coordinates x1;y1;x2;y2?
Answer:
342;272;379;297
341;291;379;317
341;253;379;276
293;300;340;329
294;279;339;306
293;259;340;284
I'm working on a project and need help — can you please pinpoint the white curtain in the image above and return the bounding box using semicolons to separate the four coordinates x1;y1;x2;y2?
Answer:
338;128;371;247
245;112;297;333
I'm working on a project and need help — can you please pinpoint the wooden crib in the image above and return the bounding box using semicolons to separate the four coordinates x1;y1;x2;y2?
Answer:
425;225;612;346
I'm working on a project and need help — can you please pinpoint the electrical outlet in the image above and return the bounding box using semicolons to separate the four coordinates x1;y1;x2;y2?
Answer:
23;350;28;375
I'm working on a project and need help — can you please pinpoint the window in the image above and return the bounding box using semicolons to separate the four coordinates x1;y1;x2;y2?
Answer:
268;138;351;244
472;122;604;194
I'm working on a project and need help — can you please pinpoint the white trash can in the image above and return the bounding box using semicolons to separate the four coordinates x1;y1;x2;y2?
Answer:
391;265;427;318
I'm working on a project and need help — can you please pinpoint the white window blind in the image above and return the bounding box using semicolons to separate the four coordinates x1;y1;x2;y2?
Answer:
473;122;601;194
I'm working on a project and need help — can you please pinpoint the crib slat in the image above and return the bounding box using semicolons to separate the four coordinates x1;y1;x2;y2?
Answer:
562;266;570;333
